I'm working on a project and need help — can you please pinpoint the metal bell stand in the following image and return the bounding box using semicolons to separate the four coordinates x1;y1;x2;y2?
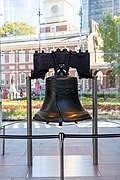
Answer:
26;74;98;179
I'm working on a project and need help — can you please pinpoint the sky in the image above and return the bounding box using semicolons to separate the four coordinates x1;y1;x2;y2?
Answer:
0;0;81;28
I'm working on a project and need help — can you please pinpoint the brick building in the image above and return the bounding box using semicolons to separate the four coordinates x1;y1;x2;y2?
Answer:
0;0;111;95
0;22;110;95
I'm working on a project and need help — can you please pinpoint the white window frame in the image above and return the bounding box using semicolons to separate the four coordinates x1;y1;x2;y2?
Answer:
20;73;26;84
9;51;15;63
1;73;5;85
29;50;34;63
28;64;33;69
19;50;25;63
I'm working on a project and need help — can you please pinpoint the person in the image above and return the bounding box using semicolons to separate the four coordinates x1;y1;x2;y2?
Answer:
2;89;7;99
20;89;23;97
32;90;36;97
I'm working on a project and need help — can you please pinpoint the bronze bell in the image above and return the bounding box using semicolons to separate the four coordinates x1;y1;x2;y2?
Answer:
32;49;92;125
34;75;91;125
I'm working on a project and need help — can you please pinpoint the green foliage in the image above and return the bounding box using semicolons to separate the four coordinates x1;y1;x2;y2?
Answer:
3;108;36;120
97;98;105;102
81;92;120;99
12;97;27;101
32;96;45;100
98;10;120;84
80;95;119;104
0;21;36;37
7;108;25;116
5;108;27;119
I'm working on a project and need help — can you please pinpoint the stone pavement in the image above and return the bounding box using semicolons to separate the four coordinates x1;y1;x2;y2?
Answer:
0;120;120;180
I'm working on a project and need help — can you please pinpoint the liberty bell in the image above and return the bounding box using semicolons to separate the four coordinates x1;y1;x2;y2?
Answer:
31;49;92;125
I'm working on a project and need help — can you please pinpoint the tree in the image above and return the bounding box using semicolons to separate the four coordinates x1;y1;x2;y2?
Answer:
0;21;36;37
98;10;120;87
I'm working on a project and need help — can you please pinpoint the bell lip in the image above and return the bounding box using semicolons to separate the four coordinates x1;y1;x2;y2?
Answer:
33;111;92;123
33;117;92;123
35;74;91;124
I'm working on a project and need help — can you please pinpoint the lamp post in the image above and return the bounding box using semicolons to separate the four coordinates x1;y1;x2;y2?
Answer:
15;50;19;93
78;6;83;50
37;2;43;53
77;6;83;95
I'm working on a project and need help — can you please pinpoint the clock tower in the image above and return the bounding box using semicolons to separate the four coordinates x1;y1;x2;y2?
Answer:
43;0;74;24
41;0;78;36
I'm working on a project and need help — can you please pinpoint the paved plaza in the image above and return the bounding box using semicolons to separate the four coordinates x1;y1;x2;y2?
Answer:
0;120;120;180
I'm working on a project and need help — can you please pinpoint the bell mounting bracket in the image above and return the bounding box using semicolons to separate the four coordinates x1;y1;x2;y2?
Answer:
31;48;92;79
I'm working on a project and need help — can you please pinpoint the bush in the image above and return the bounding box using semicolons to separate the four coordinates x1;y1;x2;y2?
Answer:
2;108;36;120
6;108;27;119
98;98;105;102
81;92;120;99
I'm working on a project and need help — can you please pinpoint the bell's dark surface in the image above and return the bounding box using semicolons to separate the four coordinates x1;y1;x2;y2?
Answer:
34;75;91;123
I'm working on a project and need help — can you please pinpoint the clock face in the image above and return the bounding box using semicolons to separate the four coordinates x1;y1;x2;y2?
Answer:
51;5;59;13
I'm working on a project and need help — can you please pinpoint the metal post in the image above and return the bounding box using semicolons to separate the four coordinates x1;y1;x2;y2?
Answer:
37;1;42;53
92;75;98;165
2;126;5;155
78;6;83;49
27;76;32;166
59;132;64;180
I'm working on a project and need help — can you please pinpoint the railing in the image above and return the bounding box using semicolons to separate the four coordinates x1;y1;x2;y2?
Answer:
0;74;119;180
0;120;26;155
0;124;120;180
